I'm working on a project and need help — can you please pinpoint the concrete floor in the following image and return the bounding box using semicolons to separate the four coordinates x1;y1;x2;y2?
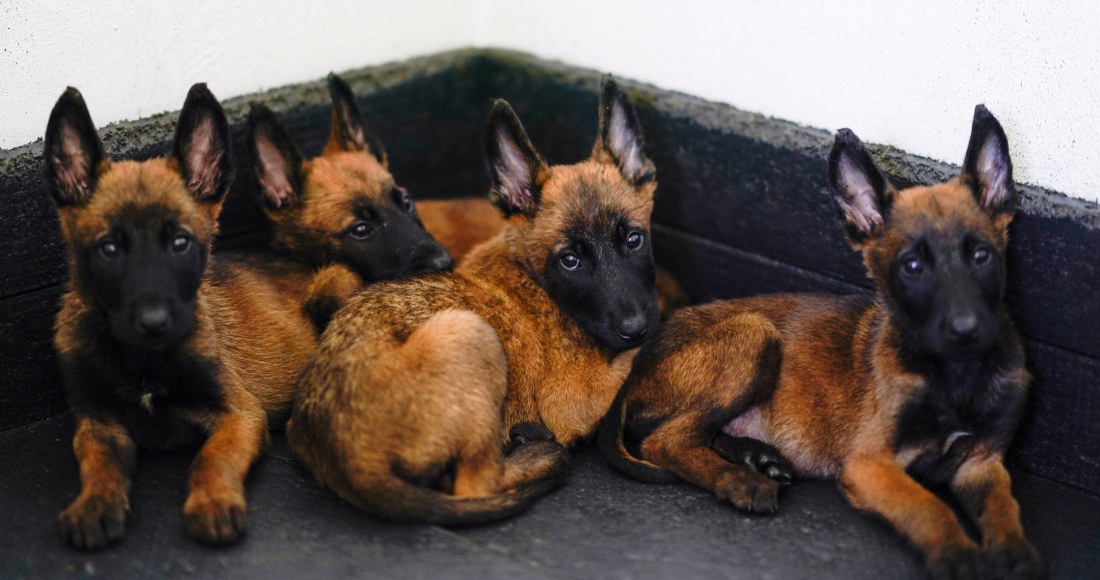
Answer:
1;414;1097;579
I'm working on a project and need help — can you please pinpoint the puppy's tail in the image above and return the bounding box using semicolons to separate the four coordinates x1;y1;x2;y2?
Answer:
338;459;569;527
598;392;679;484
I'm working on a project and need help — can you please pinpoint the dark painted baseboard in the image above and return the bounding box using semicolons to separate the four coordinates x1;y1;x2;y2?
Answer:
1;49;1097;495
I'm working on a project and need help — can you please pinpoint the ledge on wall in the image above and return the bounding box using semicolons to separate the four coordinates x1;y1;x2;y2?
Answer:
1;49;1098;499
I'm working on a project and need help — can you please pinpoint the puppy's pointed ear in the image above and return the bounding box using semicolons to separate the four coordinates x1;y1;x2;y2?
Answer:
594;76;655;185
962;105;1016;215
172;83;233;204
43;87;106;207
484;100;549;218
325;73;387;164
247;105;305;210
828;129;892;246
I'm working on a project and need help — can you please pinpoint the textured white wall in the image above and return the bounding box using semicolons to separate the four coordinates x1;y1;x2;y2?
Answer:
3;1;1097;201
0;0;475;150
479;0;1100;201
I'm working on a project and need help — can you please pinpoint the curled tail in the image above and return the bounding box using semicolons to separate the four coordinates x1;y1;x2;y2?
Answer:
598;392;679;484
336;460;567;527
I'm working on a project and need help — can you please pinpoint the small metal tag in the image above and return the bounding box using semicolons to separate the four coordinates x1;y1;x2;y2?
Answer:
140;392;154;414
943;430;971;454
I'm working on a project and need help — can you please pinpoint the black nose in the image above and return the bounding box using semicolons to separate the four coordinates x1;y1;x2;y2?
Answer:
428;250;455;271
413;244;454;271
135;300;172;336
948;313;979;342
614;312;650;343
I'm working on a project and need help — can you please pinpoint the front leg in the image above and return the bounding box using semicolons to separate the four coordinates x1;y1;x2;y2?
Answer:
952;453;1044;579
59;415;136;550
841;455;986;580
183;408;268;545
531;347;640;447
304;263;363;332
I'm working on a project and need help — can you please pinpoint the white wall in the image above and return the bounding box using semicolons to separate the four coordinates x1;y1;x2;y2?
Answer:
3;0;1098;201
479;0;1100;202
0;0;476;149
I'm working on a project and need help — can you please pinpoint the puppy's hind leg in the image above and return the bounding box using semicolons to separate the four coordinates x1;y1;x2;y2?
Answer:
712;434;794;486
642;313;784;512
395;309;551;499
645;416;780;513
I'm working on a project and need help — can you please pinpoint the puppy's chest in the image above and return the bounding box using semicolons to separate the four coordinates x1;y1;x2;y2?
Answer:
893;379;1013;486
85;351;224;450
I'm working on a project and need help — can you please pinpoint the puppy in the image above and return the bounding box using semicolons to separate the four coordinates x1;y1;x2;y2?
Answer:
602;107;1042;579
46;85;318;549
288;77;661;525
246;73;453;325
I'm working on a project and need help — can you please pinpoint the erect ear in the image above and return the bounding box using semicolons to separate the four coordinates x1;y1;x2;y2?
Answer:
484;99;550;219
594;76;655;185
324;73;387;164
828;128;892;245
247;104;305;210
962;105;1016;215
172;83;233;203
43;87;106;207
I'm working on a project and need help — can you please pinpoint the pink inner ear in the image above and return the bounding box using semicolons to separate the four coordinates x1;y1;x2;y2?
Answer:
186;118;222;199
339;104;366;151
496;130;533;212
978;138;1010;208
607;101;645;180
256;134;294;208
837;156;883;235
56;125;91;199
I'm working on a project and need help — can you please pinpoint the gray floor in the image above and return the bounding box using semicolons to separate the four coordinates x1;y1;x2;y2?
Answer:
1;415;1097;579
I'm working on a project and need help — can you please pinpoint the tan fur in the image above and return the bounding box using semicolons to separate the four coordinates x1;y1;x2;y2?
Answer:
251;73;454;301
289;128;655;523
58;416;135;548
418;196;689;318
266;151;395;265
608;176;1040;576
55;157;318;547
417;198;505;262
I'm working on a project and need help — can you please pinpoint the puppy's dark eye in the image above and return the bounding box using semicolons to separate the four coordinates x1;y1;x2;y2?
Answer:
99;241;120;259
903;257;924;275
171;234;192;254
560;253;581;271
392;188;415;213
349;222;373;240
973;247;991;265
625;231;644;251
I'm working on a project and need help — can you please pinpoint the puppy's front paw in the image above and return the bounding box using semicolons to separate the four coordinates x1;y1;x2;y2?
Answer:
714;468;780;514
183;487;247;545
712;434;794;486
59;492;128;550
928;543;989;580
986;536;1045;580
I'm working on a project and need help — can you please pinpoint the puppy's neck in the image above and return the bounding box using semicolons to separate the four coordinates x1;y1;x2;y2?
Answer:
876;308;1002;400
457;231;597;349
457;232;527;280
